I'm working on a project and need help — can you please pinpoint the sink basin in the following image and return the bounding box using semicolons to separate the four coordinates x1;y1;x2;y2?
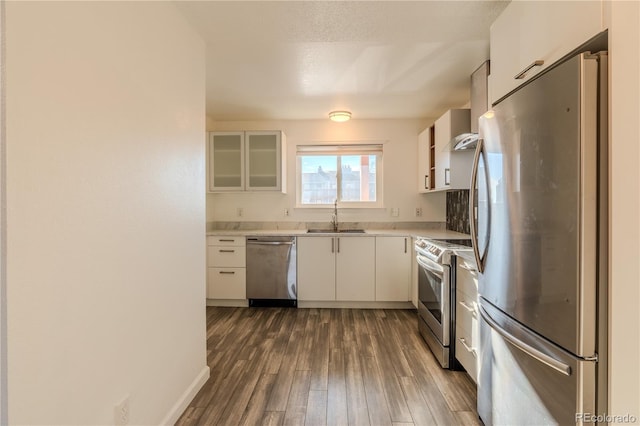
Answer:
306;229;366;234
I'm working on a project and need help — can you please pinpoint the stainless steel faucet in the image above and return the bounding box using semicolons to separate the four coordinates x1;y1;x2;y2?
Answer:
330;199;338;232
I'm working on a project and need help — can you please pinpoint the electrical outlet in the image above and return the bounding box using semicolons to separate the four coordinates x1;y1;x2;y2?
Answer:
237;208;243;217
284;208;289;217
114;396;130;426
415;207;422;217
391;208;400;217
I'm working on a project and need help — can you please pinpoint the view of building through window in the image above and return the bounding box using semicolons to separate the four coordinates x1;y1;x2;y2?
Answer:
299;155;377;204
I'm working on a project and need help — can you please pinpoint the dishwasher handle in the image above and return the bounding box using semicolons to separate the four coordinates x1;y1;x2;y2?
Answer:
247;241;294;246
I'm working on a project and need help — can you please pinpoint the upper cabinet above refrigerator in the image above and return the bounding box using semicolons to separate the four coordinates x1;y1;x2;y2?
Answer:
489;0;604;104
470;61;490;134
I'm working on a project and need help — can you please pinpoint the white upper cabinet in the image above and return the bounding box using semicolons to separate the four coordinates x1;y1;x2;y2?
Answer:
417;126;435;193
490;1;604;104
245;131;285;191
434;109;473;190
209;132;245;191
208;130;286;192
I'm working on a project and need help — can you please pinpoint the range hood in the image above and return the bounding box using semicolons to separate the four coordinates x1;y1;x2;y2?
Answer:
452;132;479;150
452;61;490;151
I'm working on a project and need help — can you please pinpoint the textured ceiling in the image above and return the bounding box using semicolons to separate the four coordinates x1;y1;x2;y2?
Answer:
175;1;509;121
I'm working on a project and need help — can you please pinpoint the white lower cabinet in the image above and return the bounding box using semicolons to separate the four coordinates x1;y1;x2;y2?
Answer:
297;236;375;302
297;236;336;301
207;235;246;300
298;235;413;303
207;268;246;300
375;236;411;301
455;258;479;382
336;237;375;301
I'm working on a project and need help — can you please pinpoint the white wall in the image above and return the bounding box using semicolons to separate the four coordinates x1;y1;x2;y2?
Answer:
207;118;446;224
6;2;207;424
0;0;6;423
606;0;640;421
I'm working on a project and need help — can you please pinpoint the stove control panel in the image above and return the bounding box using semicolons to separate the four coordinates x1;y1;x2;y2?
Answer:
414;237;472;264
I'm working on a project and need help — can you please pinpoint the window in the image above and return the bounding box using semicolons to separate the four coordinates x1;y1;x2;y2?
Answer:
296;144;383;207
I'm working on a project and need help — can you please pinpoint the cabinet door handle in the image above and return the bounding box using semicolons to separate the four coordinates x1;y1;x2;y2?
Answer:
219;271;235;275
514;60;544;79
459;300;477;316
458;337;477;357
424;175;429;190
404;238;407;253
218;239;235;242
444;168;450;186
219;249;235;253
337;237;340;253
331;238;334;253
458;263;478;273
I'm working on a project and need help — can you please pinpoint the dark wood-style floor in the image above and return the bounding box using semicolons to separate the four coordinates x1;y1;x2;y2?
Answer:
177;307;480;426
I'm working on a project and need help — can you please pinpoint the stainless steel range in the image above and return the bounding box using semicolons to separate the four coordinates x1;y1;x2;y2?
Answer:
415;237;472;368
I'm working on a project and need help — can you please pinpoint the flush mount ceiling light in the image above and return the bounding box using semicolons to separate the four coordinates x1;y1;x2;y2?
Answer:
328;111;352;122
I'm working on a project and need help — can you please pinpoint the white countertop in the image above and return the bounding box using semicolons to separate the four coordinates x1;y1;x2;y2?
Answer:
206;228;470;239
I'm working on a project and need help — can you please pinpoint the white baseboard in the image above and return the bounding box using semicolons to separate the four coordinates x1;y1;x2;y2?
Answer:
159;365;210;425
206;299;248;307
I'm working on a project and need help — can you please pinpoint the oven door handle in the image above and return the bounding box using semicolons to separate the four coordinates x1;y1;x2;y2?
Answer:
416;255;444;277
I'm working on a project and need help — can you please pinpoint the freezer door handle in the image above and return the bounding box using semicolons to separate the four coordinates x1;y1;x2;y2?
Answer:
479;303;572;376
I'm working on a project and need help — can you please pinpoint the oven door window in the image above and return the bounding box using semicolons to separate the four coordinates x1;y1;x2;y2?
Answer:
418;256;445;323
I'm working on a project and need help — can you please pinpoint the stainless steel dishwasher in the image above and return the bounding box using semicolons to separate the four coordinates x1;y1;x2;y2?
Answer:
246;236;297;307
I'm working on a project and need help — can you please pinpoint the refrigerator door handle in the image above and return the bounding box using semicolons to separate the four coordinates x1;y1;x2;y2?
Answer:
478;303;572;377
470;137;488;273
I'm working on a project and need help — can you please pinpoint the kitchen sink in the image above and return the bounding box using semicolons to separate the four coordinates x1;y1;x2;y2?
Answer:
306;229;366;234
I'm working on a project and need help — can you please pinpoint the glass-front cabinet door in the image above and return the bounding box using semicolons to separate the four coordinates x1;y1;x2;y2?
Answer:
245;131;282;191
209;132;245;191
208;130;285;193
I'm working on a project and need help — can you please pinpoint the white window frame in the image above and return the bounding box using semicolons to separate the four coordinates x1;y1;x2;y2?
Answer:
295;143;384;208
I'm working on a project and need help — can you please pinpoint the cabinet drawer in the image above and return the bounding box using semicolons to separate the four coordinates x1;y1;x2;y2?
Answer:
455;327;478;383
456;263;478;298
456;289;478;336
207;235;245;247
207;268;246;299
208;247;246;267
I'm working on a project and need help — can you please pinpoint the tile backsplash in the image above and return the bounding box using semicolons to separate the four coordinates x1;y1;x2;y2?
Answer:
446;190;470;234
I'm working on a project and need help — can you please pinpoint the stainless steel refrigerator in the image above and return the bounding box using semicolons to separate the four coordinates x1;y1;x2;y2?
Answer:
471;51;608;425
